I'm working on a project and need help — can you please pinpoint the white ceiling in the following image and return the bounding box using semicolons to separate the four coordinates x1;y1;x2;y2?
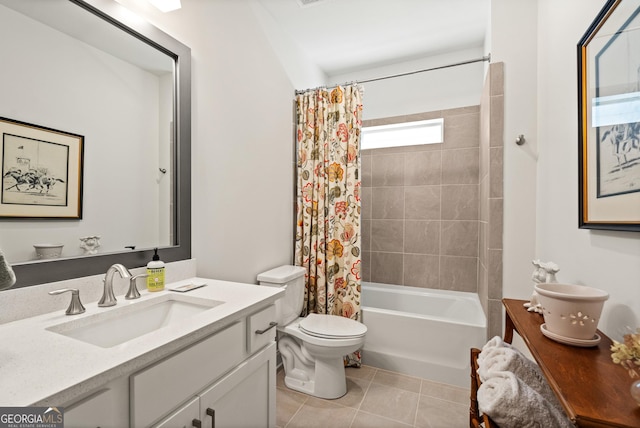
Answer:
255;0;490;76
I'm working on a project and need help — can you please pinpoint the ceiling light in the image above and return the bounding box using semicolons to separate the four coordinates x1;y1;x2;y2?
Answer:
147;0;181;12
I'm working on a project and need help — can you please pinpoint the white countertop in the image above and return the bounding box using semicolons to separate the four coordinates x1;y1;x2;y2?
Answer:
0;277;283;406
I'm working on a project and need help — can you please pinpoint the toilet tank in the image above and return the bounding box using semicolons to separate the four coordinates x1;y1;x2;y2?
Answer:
257;265;306;325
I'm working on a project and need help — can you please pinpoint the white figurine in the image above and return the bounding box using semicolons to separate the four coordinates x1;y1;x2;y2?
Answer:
524;259;560;313
80;235;101;255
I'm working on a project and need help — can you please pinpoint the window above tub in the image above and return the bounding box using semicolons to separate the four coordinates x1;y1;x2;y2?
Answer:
361;118;443;150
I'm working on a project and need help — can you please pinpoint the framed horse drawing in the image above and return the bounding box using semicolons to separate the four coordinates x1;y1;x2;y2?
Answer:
578;0;640;231
0;117;83;219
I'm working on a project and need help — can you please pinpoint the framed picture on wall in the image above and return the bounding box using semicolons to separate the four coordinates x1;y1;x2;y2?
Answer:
0;117;84;219
578;0;640;232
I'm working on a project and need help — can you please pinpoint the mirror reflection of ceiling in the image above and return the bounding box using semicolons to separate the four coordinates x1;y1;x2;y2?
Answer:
254;0;490;76
0;0;175;263
0;0;173;75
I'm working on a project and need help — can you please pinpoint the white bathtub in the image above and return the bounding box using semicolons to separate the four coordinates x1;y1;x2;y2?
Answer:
361;282;487;387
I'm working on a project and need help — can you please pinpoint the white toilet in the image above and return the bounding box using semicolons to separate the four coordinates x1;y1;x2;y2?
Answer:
258;265;367;399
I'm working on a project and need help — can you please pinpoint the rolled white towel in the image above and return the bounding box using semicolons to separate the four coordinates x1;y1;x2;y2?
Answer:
478;335;513;366
482;335;508;351
478;370;573;428
478;346;565;414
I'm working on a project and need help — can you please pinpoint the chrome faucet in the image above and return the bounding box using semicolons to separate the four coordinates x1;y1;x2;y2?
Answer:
98;263;132;307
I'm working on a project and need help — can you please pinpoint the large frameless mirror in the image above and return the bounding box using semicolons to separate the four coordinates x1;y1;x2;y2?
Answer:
0;0;191;287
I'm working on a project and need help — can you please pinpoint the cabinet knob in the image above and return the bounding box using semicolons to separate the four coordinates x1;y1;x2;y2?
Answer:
191;418;202;428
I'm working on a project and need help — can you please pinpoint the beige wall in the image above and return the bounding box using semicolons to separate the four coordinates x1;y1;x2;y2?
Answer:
115;0;297;284
360;106;481;291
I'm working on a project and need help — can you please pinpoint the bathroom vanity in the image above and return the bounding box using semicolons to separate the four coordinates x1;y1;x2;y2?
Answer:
0;278;283;428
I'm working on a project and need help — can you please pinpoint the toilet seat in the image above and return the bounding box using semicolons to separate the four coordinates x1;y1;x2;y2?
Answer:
281;316;366;348
298;314;367;339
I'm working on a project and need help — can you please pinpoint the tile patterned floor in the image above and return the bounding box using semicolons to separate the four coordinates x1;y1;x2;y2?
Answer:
276;365;469;428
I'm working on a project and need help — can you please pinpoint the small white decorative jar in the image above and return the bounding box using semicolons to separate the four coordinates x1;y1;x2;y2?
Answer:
33;244;64;259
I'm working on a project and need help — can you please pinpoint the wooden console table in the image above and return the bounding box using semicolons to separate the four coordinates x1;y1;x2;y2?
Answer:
502;298;640;428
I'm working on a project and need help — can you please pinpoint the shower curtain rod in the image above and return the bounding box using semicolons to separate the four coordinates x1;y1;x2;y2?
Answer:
295;54;491;95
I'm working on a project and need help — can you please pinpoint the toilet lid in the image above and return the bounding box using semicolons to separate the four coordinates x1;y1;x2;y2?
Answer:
299;314;367;339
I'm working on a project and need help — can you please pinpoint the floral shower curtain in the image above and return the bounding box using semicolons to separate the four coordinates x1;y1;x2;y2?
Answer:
294;84;363;366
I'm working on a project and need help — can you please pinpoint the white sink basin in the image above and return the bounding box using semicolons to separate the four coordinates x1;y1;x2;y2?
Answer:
46;294;224;348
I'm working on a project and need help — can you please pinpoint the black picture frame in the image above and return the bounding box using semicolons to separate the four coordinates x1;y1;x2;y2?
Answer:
0;117;84;219
578;0;640;232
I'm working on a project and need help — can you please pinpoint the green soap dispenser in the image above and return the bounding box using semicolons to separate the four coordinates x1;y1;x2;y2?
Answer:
146;248;165;292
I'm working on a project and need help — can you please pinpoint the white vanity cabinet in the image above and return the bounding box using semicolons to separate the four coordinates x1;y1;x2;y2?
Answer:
197;341;276;428
153;397;200;428
64;376;129;428
61;303;278;428
153;342;276;428
4;277;285;428
132;304;278;428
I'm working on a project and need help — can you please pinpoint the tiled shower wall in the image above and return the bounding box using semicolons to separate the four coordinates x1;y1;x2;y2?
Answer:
479;62;504;339
360;62;504;340
360;106;481;292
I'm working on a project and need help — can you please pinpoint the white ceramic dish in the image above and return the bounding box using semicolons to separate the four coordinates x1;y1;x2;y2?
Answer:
540;323;601;347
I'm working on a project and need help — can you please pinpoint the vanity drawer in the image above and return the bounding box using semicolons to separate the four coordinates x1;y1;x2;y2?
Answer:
247;304;277;354
131;321;245;428
65;387;119;428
